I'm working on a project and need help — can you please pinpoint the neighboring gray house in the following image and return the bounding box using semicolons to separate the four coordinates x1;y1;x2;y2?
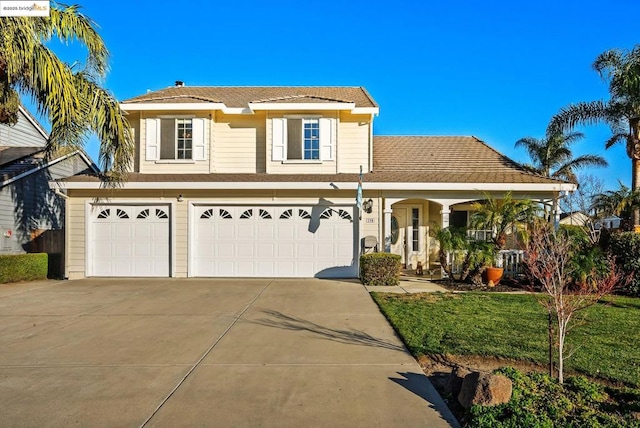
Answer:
0;106;96;273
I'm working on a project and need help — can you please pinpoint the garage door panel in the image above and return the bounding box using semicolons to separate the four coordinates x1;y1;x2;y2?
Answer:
277;242;295;258
257;242;275;257
91;205;170;277
192;205;357;278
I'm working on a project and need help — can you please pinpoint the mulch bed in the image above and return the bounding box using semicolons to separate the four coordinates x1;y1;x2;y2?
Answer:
432;277;525;292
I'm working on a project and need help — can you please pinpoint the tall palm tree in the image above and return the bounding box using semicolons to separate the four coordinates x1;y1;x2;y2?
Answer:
549;45;640;226
515;130;607;183
0;3;133;178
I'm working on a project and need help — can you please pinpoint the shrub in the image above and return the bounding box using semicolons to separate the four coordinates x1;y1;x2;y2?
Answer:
360;253;401;286
0;253;48;284
467;367;638;428
608;232;640;296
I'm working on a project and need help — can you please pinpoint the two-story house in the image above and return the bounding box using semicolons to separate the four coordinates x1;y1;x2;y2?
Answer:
53;85;574;279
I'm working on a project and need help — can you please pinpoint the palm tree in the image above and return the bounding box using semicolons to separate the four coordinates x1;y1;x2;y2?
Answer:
0;4;133;178
591;182;640;231
549;45;640;226
515;130;607;183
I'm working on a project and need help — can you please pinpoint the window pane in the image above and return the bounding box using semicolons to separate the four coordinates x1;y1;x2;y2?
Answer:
160;119;176;160
176;119;193;160
303;119;320;160
287;119;302;159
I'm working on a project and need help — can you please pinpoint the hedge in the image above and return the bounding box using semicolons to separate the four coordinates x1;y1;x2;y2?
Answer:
360;253;401;286
0;253;48;284
608;232;640;296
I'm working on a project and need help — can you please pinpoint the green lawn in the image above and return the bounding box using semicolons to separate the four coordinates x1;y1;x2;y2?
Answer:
371;292;640;387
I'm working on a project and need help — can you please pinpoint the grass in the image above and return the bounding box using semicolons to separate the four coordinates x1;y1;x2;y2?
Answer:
371;292;640;388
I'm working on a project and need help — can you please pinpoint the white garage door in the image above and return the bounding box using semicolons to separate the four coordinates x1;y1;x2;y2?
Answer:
192;205;357;278
90;205;170;277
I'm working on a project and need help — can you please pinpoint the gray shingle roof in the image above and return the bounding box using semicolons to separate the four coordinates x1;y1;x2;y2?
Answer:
123;86;378;109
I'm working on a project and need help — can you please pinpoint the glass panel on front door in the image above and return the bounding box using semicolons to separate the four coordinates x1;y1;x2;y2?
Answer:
412;208;419;252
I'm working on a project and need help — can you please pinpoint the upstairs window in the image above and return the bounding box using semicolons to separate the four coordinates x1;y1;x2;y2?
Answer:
145;117;205;161
287;118;319;160
272;117;335;162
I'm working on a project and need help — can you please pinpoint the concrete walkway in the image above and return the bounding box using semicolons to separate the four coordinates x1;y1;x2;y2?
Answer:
0;278;458;427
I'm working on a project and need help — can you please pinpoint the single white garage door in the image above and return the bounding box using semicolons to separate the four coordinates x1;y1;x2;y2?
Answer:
90;205;170;277
192;205;357;278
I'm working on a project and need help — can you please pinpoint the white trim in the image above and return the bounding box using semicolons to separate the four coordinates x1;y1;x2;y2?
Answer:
18;105;49;139
155;160;196;164
54;180;577;192
249;102;355;111
281;160;323;164
157;114;196;119
121;102;226;111
352;107;379;115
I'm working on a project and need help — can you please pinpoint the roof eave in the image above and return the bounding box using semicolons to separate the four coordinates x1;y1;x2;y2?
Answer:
51;180;576;192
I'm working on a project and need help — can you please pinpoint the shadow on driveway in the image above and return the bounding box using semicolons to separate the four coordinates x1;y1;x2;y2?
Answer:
252;309;405;351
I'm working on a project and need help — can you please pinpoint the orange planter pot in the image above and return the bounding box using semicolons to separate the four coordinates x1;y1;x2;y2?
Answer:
484;267;504;286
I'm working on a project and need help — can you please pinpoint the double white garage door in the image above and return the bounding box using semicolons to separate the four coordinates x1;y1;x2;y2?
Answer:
90;204;357;278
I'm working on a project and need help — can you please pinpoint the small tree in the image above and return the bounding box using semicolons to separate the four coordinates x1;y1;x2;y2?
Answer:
524;224;619;384
559;173;605;245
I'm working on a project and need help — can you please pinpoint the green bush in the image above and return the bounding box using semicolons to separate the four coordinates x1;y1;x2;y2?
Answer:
468;367;639;428
360;253;401;286
0;253;48;284
608;232;640;296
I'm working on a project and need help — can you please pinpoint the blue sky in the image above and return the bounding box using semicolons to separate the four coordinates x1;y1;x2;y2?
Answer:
41;0;640;188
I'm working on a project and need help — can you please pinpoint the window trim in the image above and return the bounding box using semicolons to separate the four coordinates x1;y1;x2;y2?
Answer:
271;116;335;163
145;117;205;163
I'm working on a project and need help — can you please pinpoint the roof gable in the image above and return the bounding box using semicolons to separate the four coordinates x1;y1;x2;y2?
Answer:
122;86;378;109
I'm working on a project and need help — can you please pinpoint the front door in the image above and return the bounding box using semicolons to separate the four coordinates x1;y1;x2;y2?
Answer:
390;205;424;269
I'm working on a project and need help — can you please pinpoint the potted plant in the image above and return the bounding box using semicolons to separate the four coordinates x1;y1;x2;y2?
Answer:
469;192;540;285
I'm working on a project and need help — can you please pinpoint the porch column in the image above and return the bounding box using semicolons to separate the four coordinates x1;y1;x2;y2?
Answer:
440;205;451;229
383;207;393;252
440;205;451;277
552;197;560;231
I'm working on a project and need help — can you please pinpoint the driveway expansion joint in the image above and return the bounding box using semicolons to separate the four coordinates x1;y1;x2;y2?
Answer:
137;280;273;428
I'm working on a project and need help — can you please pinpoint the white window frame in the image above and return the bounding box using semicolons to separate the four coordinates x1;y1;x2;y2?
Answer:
145;117;205;163
272;116;335;163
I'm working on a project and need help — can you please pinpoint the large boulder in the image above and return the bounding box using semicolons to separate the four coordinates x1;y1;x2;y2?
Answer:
445;366;472;396
458;372;512;409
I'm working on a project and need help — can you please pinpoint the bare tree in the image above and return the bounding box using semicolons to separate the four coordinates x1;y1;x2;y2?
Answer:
525;224;619;384
559;174;605;245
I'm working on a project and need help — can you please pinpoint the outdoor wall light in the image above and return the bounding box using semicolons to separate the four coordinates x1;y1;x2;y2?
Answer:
177;194;184;202
363;198;373;213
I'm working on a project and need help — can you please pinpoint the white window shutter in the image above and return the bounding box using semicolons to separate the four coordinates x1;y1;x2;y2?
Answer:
192;118;206;161
272;118;286;161
319;118;335;161
145;118;160;161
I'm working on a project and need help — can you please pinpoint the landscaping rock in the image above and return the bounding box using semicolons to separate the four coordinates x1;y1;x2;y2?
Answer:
458;372;512;409
446;366;472;396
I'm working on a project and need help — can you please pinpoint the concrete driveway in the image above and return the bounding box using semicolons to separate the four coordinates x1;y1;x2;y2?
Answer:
0;278;457;427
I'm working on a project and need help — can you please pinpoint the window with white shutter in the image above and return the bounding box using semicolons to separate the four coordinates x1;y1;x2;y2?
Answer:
272;117;335;162
146;117;206;161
